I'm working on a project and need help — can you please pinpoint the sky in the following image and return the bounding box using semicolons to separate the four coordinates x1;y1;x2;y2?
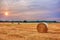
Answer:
0;0;60;21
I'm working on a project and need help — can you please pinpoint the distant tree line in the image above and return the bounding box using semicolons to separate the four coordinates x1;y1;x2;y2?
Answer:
0;20;57;23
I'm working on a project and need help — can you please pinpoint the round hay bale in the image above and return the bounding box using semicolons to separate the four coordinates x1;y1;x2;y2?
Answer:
37;22;48;33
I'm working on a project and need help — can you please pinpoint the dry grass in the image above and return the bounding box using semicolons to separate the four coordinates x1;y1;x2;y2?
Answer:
0;23;60;40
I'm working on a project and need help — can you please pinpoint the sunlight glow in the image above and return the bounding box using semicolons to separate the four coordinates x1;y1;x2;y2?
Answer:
5;12;9;16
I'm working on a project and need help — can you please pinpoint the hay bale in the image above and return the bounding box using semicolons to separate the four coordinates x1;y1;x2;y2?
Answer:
37;22;48;33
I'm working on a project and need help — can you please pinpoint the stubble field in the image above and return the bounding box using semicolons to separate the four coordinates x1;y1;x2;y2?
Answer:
0;23;60;40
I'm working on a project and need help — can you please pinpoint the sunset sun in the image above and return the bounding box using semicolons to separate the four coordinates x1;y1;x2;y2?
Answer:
5;12;9;16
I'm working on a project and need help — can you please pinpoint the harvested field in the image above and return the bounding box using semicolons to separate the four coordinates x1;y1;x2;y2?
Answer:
0;23;60;40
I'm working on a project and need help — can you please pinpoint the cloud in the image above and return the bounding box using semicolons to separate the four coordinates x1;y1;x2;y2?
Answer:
0;0;60;21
